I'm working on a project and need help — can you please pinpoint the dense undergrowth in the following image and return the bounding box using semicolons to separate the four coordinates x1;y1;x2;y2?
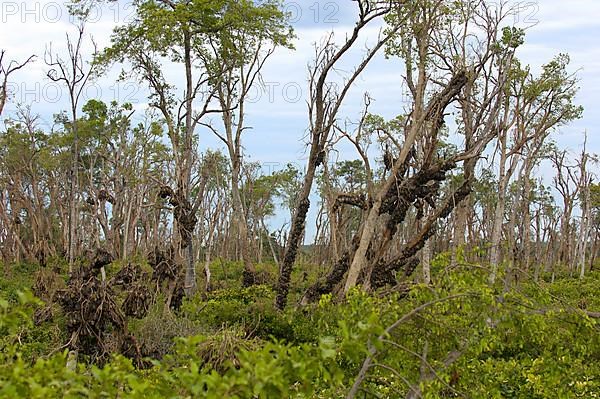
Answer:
1;256;599;398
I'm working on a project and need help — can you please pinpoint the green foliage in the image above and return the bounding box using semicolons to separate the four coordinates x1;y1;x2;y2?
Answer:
501;26;526;49
180;284;310;343
1;265;599;398
172;327;262;373
128;299;204;359
0;290;39;340
97;0;294;118
0;262;38;303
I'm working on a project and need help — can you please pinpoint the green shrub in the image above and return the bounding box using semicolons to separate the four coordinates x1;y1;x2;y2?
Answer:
128;299;204;359
1;267;599;398
0;262;38;304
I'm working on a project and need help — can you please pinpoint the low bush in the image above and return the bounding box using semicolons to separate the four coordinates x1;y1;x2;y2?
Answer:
1;267;599;398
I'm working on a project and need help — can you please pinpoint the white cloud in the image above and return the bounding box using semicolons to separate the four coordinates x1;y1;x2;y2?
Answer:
1;0;598;155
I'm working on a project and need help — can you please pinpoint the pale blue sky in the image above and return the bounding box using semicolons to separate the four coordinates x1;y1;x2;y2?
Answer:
1;0;598;236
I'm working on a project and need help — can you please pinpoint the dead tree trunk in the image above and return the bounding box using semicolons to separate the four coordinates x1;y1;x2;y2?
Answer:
275;1;396;309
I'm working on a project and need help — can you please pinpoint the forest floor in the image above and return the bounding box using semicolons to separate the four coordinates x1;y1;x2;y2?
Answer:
1;255;599;398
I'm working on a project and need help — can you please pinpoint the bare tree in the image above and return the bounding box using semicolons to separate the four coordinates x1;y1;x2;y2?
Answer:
488;54;581;284
45;19;97;273
200;5;292;286
343;0;516;294
551;149;580;277
0;51;35;117
275;0;397;309
574;136;597;278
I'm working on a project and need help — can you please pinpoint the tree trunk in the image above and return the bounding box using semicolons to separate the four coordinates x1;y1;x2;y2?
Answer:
422;238;431;284
275;163;317;309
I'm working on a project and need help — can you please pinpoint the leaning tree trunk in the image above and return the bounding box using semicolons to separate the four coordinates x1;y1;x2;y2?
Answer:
275;147;321;309
344;70;469;294
274;2;397;309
